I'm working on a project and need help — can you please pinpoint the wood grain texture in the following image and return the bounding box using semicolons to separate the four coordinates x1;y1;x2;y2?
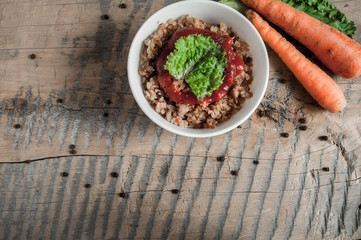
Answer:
0;0;361;239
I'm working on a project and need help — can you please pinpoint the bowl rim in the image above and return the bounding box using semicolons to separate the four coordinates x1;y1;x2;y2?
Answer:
127;0;269;138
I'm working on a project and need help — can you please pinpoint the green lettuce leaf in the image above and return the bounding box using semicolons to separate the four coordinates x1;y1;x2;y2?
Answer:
164;35;228;100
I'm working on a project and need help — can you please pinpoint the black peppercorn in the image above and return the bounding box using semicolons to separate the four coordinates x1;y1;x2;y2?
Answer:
101;14;109;20
230;170;238;176
319;136;328;141
322;167;330;172
299;125;308;131
299;118;307;124
280;132;289;138
216;156;225;162
171;189;179;194
119;3;127;8
118;192;128;198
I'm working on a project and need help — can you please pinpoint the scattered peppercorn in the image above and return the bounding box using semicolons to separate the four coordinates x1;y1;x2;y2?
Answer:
14;124;21;129
280;132;289;138
110;172;119;178
119;3;127;8
230;170;238;176
299;125;308;131
103;112;109;117
322;167;330;172
171;189;179;194
101;14;109;20
70;149;77;155
253;160;259;165
216;156;225;162
69;144;76;149
56;98;63;103
61;172;69;177
299;118;307;124
29;54;36;59
319;136;328;141
118;192;127;198
106;99;112;105
84;183;91;188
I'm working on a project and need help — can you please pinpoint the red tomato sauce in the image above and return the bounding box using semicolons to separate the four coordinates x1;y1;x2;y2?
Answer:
156;28;245;105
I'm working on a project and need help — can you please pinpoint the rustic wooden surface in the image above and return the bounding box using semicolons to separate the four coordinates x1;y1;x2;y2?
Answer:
1;0;361;239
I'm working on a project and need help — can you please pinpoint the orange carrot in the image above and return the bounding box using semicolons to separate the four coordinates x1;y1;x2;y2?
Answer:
246;9;346;112
242;0;361;79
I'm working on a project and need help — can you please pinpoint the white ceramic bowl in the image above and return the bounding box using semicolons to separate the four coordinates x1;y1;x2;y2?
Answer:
127;0;269;138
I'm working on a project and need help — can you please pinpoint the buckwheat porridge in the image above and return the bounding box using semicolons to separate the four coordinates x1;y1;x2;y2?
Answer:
138;15;253;128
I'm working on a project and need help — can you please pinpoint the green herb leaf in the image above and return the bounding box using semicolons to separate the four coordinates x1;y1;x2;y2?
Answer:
164;35;228;100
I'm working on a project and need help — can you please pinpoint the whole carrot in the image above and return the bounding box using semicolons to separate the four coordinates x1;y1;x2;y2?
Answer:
246;9;346;112
242;0;361;79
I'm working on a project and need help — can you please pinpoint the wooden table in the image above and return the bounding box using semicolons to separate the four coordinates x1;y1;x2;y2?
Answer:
0;0;360;239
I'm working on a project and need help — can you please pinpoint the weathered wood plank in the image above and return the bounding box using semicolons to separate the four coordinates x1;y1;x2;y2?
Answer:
0;155;360;239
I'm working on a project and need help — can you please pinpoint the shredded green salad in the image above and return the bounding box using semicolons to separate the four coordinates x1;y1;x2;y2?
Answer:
219;0;356;38
164;34;228;100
